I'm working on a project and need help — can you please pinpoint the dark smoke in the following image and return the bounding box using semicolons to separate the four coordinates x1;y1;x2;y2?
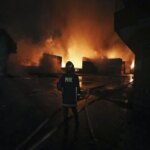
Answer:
0;0;114;42
0;0;70;42
0;0;134;68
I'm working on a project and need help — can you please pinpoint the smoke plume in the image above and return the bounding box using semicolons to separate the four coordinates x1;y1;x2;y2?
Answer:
0;0;134;69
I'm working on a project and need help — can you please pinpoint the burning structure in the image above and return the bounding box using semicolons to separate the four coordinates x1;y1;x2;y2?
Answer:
82;57;97;74
27;53;62;75
96;58;123;75
82;57;123;75
39;53;62;74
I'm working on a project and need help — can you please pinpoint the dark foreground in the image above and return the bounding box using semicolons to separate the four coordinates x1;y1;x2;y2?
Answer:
0;74;149;150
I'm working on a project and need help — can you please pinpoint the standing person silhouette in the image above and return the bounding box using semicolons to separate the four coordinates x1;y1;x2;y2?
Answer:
57;61;80;135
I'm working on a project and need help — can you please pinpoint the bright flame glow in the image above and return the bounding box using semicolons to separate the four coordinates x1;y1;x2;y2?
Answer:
17;33;135;72
131;60;135;70
79;76;83;88
107;51;118;59
129;74;134;83
61;62;65;68
67;47;83;68
61;36;97;68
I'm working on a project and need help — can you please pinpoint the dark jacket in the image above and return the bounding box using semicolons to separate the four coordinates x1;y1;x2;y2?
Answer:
57;73;80;107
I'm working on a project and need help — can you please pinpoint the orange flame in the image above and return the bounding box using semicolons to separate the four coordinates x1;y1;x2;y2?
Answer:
61;36;98;68
107;51;118;59
131;60;135;70
15;29;135;73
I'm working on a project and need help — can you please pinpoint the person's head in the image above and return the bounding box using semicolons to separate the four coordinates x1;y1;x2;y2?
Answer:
65;61;75;74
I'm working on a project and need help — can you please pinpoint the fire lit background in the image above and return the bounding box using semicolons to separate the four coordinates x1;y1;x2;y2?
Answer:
0;0;134;72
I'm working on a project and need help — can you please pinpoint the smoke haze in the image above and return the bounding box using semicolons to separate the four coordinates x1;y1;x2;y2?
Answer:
0;0;134;68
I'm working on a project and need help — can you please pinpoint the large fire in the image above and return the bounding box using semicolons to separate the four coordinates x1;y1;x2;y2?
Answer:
5;0;136;75
61;37;98;68
16;37;135;72
12;0;135;72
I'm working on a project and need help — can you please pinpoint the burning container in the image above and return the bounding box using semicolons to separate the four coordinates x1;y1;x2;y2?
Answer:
82;57;98;74
28;53;62;76
82;57;123;75
39;53;62;74
96;58;123;75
